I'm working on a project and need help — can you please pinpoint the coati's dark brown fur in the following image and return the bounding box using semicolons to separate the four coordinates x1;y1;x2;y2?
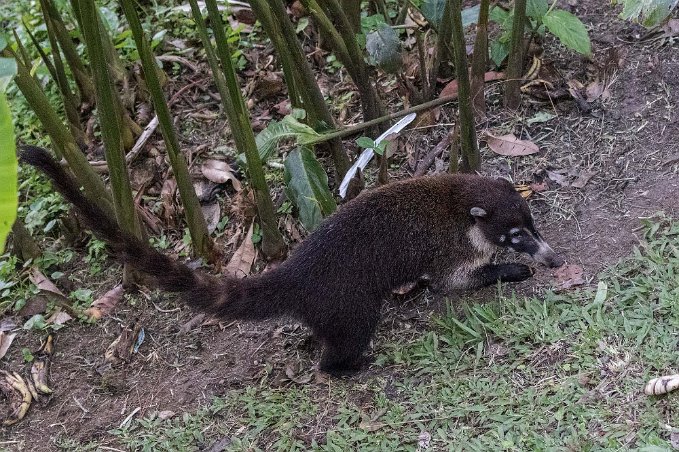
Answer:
20;146;563;375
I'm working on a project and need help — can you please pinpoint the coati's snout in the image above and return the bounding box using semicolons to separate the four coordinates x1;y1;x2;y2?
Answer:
470;200;565;268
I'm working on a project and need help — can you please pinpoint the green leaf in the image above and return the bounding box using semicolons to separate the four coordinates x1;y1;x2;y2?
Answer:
542;9;591;56
489;6;511;27
527;0;549;19
296;17;309;34
618;0;674;27
490;40;510;67
461;5;481;27
421;0;446;29
255;114;321;161
0;91;17;254
284;147;336;232
356;137;376;149
365;24;402;73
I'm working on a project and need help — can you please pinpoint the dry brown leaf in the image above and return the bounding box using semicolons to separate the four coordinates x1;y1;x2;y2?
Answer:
179;313;206;334
29;268;65;297
85;285;124;321
571;170;597;189
46;310;72;326
530;181;549;192
225;223;257;278
440;71;504;98
201;202;222;234
486;133;539;156
17;296;48;317
0;332;17;360
201;159;242;191
554;264;585;290
546;170;569;186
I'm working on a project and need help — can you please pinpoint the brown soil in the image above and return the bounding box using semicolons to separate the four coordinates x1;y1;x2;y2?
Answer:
2;1;678;450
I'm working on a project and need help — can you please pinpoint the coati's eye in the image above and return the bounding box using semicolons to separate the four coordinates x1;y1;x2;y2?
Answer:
511;230;522;238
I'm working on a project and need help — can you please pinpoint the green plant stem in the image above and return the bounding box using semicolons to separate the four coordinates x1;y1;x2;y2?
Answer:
435;0;454;79
341;0;361;32
42;0;95;105
301;0;385;125
200;0;285;259
504;0;527;109
120;0;214;261
78;0;140;242
470;0;490;120
11;220;41;261
450;0;479;171
250;0;349;177
5;48;114;216
32;9;84;145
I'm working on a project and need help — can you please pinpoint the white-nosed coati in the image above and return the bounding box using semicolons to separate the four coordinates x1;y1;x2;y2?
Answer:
19;146;564;376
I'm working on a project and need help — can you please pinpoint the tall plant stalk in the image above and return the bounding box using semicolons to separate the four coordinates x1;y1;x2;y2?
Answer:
78;0;141;243
40;0;95;105
435;0;454;80
194;0;285;259
504;0;527;109
300;0;385;126
470;0;490;120
250;0;349;177
120;0;214;261
4;48;114;216
450;0;480;171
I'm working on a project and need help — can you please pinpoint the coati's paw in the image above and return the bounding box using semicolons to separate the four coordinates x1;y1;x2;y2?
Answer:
319;355;371;378
498;263;535;283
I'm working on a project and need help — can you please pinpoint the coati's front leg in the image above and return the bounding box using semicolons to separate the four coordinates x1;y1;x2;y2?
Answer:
432;263;534;293
467;263;534;288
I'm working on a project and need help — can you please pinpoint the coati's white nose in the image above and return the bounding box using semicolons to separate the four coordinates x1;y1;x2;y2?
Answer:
532;239;565;268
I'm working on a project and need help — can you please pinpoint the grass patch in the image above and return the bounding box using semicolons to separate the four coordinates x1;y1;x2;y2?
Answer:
57;217;679;450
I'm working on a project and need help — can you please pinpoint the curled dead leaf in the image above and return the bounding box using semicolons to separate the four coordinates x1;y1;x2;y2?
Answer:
201;159;242;191
0;332;17;360
225;223;257;278
46;310;73;326
85;285;124;321
485;133;539;157
644;374;679;396
554;264;585;290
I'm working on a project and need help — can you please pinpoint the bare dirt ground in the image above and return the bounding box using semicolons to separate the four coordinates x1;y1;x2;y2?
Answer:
2;0;678;449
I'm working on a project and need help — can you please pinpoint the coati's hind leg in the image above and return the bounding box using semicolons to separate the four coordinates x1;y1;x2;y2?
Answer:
317;311;380;377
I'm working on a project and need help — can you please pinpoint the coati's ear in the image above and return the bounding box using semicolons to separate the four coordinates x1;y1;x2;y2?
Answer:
470;207;487;219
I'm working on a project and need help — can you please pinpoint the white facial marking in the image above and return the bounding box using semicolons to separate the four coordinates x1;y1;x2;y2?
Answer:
500;234;506;243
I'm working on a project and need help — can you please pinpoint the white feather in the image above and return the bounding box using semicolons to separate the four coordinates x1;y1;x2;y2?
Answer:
339;113;417;198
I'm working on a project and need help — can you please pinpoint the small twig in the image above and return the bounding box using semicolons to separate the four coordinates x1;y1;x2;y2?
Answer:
119;406;141;428
414;131;454;176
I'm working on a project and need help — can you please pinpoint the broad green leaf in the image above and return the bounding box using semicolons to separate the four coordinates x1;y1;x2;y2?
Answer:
255;114;321;161
365;24;402;73
0;91;17;254
542;10;591;56
461;5;481;27
618;0;674;26
527;0;549;19
421;0;446;29
489;5;511;27
284;147;336;232
490;40;510;67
